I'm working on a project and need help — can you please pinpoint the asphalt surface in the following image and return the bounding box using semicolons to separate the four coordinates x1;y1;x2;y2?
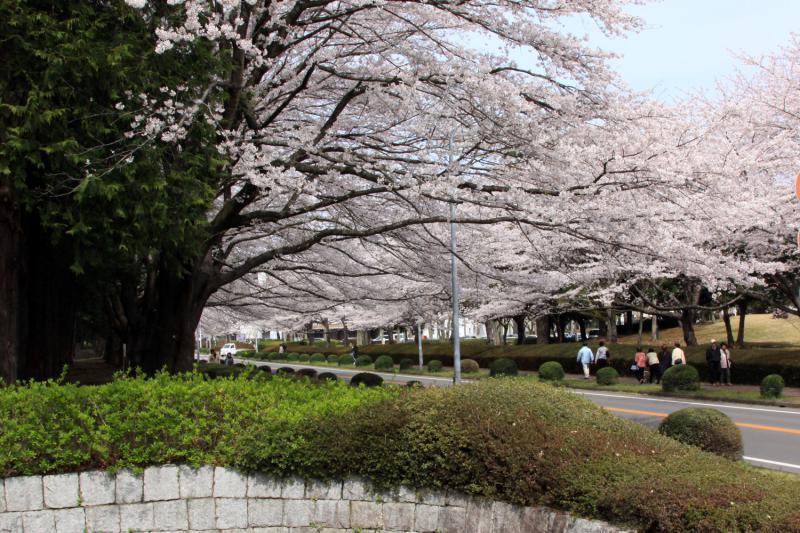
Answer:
231;358;800;473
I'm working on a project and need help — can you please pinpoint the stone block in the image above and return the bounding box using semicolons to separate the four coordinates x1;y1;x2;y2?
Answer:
445;489;470;508
22;510;54;533
247;473;281;498
280;477;305;499
4;476;43;511
248;498;283;527
215;498;248;529
382;502;414;531
350;501;382;530
567;517;627;533
283;498;313;527
119;502;154;532
417;488;446;506
0;479;4;513
143;465;179;502
53;508;85;533
492;501;522;533
414;503;440;532
85;504;120;532
43;473;79;509
341;479;371;501
397;485;416;503
153;499;188;530
188;498;216;530
115;470;143;504
0;512;22;533
521;505;557;533
179;465;214;498
313;499;349;528
80;471;115;506
465;499;493;533
249;528;289;533
305;479;341;500
213;467;248;498
438;504;466;532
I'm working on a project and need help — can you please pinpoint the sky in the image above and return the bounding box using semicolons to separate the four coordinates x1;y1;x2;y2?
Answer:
568;0;800;101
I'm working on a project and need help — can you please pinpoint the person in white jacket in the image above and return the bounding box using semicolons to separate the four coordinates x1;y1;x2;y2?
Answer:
576;342;594;379
671;342;686;365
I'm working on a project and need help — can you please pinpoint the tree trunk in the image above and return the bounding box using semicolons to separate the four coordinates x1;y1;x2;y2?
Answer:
637;311;644;347
500;319;509;345
322;318;331;347
341;319;349;347
606;309;618;344
736;300;747;348
0;186;22;384
680;309;698;346
625;311;634;334
556;314;565;343
535;316;550;344
486;320;503;345
578;317;587;343
387;324;395;344
722;307;735;346
513;314;526;345
650;314;659;341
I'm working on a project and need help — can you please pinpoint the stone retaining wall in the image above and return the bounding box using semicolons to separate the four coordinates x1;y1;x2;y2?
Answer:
0;466;630;533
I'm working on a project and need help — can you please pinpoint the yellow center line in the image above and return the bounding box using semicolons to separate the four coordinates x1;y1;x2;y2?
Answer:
605;407;800;435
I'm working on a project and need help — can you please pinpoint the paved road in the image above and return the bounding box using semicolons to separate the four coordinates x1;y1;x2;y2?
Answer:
571;389;800;473
230;358;800;472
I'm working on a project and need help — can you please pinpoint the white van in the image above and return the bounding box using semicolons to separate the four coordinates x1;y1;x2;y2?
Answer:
220;343;238;356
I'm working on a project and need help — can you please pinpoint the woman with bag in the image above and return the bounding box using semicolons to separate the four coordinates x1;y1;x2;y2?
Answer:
720;342;733;385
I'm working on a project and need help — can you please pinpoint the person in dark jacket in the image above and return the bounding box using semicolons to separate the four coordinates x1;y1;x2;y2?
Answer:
658;343;672;375
705;339;722;386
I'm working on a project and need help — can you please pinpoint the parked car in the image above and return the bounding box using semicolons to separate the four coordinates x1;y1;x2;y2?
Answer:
220;343;238;356
587;329;600;338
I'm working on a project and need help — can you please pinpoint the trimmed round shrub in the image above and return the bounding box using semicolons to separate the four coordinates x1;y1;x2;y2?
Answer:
338;354;354;366
406;380;423;387
399;358;414;370
427;359;443;372
309;353;327;363
317;372;338;382
662;364;700;392
295;368;318;379
286;352;300;362
355;355;373;367
760;374;785;399
538;361;563;381
257;365;272;374
298;352;310;362
374;355;395;370
349;372;384;387
276;367;295;375
490;358;519;377
461;359;480;373
596;366;619;386
327;354;340;364
658;407;743;460
270;352;286;361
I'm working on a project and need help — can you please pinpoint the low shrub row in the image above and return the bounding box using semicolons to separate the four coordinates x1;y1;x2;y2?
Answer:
2;377;798;532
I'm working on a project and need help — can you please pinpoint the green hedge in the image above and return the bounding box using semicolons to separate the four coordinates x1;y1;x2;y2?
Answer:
374;355;395;371
538;361;564;381
461;359;480;373
355;355;373;367
2;376;798;532
309;353;327;363
658;408;743;461
489;358;518;377
761;374;785;398
427;360;443;372
662;365;700;392
595;367;619;386
398;358;414;370
338;354;354;366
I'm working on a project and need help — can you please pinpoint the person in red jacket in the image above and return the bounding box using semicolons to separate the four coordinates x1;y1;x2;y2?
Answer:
634;347;647;383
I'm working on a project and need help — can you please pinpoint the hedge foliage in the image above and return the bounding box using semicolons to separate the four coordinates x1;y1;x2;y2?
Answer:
309;353;327;363
427;359;443;372
338;354;354;366
2;376;798;532
349;372;384;387
537;361;564;381
661;364;700;392
286;353;300;362
317;372;338;382
658;408;743;461
355;355;373;367
374;355;395;371
461;359;480;373
760;374;785;399
327;354;340;364
489;358;518;377
595;367;619;386
398;358;414;370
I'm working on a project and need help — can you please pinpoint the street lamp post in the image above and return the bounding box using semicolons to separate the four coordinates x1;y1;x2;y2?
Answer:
448;129;461;384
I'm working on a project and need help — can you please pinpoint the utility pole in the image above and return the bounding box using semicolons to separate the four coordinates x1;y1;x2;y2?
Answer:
448;129;461;384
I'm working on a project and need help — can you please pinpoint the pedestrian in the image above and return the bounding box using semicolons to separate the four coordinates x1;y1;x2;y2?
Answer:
225;352;234;365
210;348;218;364
659;343;672;374
706;339;722;386
671;342;686;366
720;342;733;386
278;343;286;355
595;341;610;368
646;347;661;384
576;342;594;379
350;344;359;364
634;347;647;383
